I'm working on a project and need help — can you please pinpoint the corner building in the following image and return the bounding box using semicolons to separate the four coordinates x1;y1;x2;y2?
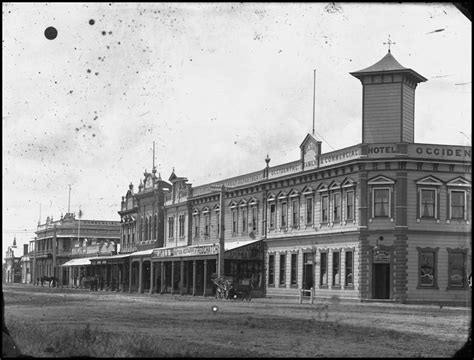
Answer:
117;50;470;304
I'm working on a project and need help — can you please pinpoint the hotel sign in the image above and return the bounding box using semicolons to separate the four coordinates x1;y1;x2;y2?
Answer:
409;144;471;161
152;244;219;258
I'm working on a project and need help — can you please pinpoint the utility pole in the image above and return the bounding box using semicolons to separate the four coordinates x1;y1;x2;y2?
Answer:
68;184;71;213
210;184;233;277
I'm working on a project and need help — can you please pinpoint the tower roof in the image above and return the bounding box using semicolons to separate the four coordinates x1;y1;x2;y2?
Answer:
350;51;427;83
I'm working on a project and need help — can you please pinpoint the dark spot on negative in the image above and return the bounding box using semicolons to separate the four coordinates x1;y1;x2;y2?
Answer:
102;31;106;35
87;69;91;73
89;19;95;25
44;26;57;40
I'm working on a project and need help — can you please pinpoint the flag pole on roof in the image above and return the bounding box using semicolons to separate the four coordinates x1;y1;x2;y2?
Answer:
312;69;316;136
77;206;82;246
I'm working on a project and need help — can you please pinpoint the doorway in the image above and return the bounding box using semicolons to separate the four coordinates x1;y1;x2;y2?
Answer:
372;263;390;299
302;252;314;293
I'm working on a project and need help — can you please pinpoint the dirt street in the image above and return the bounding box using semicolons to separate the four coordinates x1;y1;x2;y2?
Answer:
3;284;471;357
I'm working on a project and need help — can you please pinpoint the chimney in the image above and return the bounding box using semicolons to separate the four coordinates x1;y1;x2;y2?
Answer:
23;244;28;256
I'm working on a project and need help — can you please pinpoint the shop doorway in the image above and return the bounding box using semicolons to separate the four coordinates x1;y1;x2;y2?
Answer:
302;252;314;292
372;263;390;299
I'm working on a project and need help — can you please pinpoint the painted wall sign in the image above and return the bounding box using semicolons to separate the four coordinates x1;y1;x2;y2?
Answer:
320;145;362;166
409;144;471;160
269;162;302;179
192;172;263;197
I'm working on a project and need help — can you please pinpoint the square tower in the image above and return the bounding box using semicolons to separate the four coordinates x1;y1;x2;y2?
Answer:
351;51;427;143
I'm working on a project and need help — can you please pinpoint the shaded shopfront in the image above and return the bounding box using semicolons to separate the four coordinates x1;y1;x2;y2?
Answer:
151;239;265;297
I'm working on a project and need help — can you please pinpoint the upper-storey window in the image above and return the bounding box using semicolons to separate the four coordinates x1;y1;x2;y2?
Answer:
416;176;442;221
202;207;210;237
168;216;174;240
446;177;471;222
193;209;200;238
281;202;287;228
341;177;356;222
368;175;395;220
306;197;313;225
302;186;314;226
239;200;247;234
374;189;389;217
321;195;329;223
178;214;185;238
278;192;288;229
268;194;276;229
346;191;354;220
333;193;341;222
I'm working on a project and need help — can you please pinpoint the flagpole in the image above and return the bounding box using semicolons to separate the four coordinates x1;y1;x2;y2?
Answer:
78;206;81;246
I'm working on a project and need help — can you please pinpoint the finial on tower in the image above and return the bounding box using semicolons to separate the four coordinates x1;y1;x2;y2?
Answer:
383;35;396;53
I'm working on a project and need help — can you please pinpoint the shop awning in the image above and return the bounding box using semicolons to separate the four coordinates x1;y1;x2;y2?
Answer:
225;239;263;260
130;249;153;257
92;254;131;261
60;257;94;267
225;239;262;252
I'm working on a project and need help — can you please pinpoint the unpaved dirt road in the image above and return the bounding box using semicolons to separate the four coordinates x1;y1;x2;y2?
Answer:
3;284;470;357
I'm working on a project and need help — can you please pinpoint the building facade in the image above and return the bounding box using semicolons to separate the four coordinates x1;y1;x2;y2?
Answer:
107;49;470;304
34;212;121;287
4;244;21;284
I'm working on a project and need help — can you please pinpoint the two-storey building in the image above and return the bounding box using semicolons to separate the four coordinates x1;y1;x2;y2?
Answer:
35;212;121;287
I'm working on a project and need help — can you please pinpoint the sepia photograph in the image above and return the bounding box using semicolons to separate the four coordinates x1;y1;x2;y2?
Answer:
3;2;472;358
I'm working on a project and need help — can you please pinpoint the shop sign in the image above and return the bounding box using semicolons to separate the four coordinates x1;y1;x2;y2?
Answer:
153;244;219;258
373;250;390;263
226;242;263;260
173;244;219;257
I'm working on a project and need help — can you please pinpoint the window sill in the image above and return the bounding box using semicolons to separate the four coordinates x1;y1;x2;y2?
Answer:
268;284;275;288
290;284;298;288
416;285;439;290
278;284;287;288
332;285;341;290
319;285;328;289
344;285;354;290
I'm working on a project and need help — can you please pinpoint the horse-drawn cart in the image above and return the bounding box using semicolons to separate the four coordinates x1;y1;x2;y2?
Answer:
212;276;251;301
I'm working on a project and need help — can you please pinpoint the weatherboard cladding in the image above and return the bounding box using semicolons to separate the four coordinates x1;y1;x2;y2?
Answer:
363;83;403;143
402;83;415;142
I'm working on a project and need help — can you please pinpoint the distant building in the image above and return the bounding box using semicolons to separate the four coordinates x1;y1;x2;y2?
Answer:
20;244;32;284
34;212;121;287
4;242;21;284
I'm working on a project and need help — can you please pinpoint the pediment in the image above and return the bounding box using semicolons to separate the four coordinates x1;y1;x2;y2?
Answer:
302;186;314;195
341;177;357;188
277;191;288;200
267;193;276;202
415;175;443;186
317;183;328;192
289;189;300;198
248;197;258;206
367;175;395;185
329;181;340;190
446;177;471;187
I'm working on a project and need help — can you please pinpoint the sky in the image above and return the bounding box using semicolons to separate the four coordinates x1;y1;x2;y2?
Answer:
2;2;471;259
